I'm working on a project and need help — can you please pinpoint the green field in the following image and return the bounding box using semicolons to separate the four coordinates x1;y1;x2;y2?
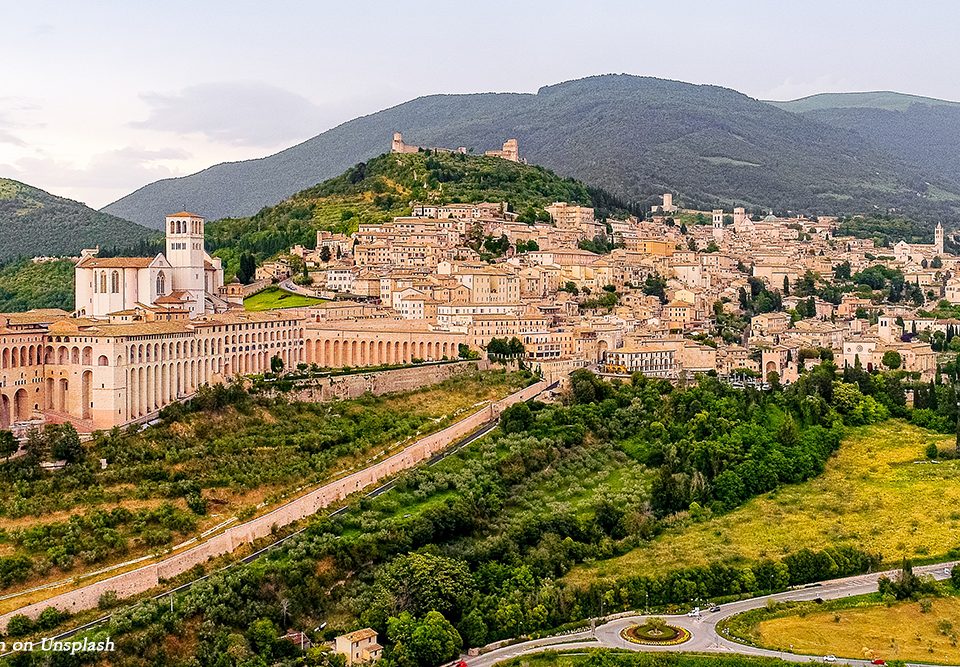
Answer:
243;285;326;310
728;593;960;665
496;650;815;667
566;422;960;586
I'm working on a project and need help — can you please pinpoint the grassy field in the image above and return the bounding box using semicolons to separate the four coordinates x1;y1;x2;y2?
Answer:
495;650;811;667
738;595;960;665
243;285;326;310
565;421;960;586
0;370;530;598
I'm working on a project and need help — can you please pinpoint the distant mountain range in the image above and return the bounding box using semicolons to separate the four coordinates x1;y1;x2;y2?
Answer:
0;178;157;263
101;75;960;229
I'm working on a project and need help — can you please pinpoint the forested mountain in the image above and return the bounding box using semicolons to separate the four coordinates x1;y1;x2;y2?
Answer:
0;178;158;263
770;91;960;113
206;149;633;276
771;93;960;201
103;75;960;229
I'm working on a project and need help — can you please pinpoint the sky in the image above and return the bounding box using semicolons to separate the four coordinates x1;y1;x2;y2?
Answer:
1;0;958;210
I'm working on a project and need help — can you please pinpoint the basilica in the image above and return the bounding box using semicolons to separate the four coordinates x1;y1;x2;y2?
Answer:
74;212;227;318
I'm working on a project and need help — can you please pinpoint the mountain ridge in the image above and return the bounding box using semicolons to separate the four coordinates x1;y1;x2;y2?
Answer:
101;74;960;228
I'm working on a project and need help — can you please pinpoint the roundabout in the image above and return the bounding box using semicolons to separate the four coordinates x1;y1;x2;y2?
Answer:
620;619;691;646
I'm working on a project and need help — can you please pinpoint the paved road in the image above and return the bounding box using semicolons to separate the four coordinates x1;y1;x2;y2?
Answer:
467;561;958;667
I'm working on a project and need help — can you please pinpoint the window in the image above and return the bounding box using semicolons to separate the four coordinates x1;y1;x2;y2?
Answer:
156;271;166;295
111;271;120;294
99;272;107;293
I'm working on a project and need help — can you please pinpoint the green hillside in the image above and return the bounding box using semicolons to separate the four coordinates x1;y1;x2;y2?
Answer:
0;178;159;263
0;259;75;313
770;90;960;113
205;150;630;275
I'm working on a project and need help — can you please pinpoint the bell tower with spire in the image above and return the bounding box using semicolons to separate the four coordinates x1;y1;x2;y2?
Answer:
935;221;944;255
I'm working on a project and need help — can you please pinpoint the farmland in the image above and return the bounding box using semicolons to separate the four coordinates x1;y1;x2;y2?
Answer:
566;421;960;587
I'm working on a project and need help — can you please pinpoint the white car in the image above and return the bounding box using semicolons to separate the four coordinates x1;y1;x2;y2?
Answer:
824;655;836;663
686;607;700;617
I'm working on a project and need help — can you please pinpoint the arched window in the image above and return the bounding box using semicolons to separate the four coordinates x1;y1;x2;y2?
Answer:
99;272;107;293
111;271;120;294
156;271;166;295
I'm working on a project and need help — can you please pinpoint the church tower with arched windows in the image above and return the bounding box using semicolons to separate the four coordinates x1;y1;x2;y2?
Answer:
165;212;208;316
74;212;224;319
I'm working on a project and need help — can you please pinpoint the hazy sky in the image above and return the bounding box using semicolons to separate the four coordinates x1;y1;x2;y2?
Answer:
2;0;958;209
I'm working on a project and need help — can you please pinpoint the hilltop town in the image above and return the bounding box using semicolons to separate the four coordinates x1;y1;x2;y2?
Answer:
0;135;956;435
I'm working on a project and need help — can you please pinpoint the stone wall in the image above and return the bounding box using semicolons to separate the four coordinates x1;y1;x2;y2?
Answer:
0;378;546;631
278;359;492;403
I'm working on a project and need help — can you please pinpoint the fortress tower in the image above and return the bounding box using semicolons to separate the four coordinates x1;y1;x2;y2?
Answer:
662;193;675;213
712;209;724;244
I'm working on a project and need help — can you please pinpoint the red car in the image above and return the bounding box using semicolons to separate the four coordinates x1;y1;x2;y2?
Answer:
871;660;886;665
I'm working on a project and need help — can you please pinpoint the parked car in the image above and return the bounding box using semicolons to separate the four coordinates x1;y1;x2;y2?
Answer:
824;656;836;663
686;607;700;617
870;660;886;665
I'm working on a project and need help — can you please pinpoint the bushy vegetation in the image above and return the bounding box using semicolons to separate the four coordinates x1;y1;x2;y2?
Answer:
0;259;75;312
32;364;911;665
0;371;527;590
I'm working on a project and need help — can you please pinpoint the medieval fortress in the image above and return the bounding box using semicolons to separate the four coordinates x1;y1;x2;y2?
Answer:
391;132;522;162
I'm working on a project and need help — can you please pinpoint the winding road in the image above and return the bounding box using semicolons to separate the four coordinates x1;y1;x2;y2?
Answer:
467;561;958;667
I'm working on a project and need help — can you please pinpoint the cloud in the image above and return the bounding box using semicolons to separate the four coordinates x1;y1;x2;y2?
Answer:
0;127;25;147
4;146;189;199
132;81;330;147
0;99;40;147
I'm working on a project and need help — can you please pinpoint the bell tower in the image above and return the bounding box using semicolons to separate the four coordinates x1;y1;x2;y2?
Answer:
165;212;207;315
935;221;944;255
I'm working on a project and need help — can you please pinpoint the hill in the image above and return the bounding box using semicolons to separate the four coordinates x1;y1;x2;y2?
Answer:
769;90;960;113
103;74;960;229
0;259;75;312
0;179;158;263
205;149;628;275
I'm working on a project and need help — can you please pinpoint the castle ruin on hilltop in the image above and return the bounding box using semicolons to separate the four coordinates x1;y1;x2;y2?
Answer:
391;132;522;163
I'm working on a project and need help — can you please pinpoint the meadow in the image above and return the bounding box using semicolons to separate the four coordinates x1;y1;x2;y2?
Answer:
496;650;816;667
565;421;960;587
242;285;326;310
729;593;960;665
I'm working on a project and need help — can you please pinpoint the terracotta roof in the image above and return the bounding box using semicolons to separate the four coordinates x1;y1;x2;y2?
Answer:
340;628;378;643
3;309;70;326
167;211;202;218
76;256;154;269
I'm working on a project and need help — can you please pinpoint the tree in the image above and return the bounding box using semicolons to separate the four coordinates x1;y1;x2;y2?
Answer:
320;246;332;263
49;423;83;463
882;350;902;370
270;355;285;374
500;402;533;434
0;430;17;460
236;252;257;284
388;611;462;667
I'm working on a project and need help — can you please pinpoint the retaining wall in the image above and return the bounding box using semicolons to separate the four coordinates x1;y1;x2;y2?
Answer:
278;359;492;403
0;379;546;630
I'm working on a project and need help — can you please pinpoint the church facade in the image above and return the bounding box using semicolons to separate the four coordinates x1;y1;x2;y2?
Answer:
75;212;225;319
